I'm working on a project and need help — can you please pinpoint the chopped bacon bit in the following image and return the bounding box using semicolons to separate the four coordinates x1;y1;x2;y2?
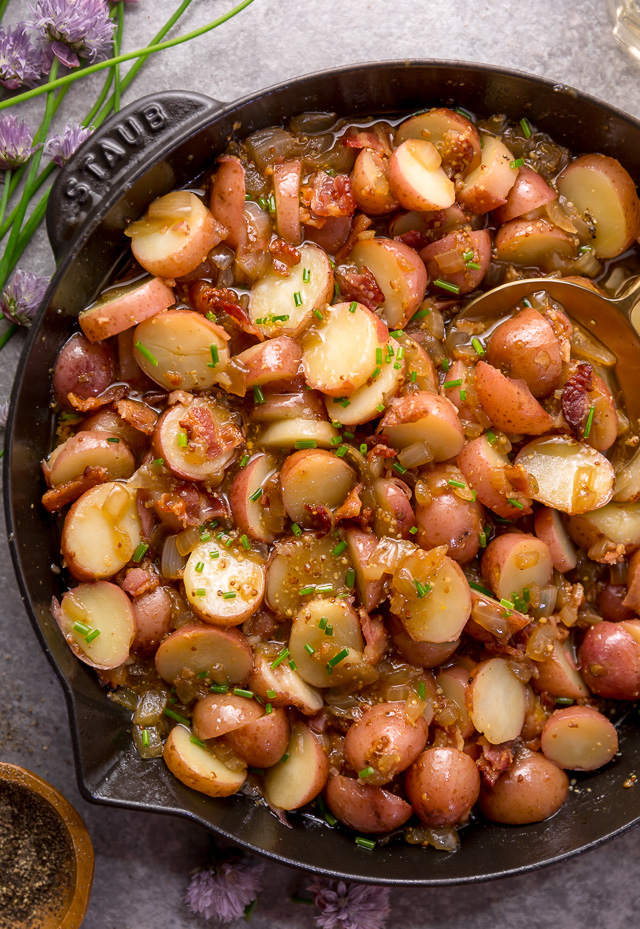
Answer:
122;566;159;597
359;608;388;665
367;443;397;462
334;482;363;522
395;230;432;251
301;171;357;219
335;264;384;311
115;399;158;436
67;384;128;412
168;389;195;407
335;213;373;262
155;483;207;528
188;281;247;323
268;236;301;276
342;126;393;158
562;362;593;437
304;502;333;536
178;406;221;457
476;737;515;786
41;466;110;512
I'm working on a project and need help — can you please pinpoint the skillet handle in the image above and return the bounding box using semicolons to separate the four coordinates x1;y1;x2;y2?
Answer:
46;90;224;261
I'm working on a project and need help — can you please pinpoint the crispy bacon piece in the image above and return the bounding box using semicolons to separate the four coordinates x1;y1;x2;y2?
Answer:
41;465;109;512
115;399;158;436
188;281;244;316
395;230;431;251
67;384;128;412
154;483;228;529
476;736;515;786
334;482;363;522
335;264;384;311
562;362;593;437
359;609;388;665
301;171;356;218
268;236;301;276
335;212;373;262
342;126;393;158
178;406;221;458
304;503;333;536
167;389;195;407
122;566;159;597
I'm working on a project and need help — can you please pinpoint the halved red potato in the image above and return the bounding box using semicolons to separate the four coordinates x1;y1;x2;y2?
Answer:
405;748;481;826
325;337;405;425
493;166;557;224
56;582;135;670
249;645;324;715
481;532;552;602
420;229;491;296
325;775;413;834
259;418;339;449
350;148;398;215
582;370;618;453
373;478;416;540
53;333;115;407
388;615;460;668
302;301;388;397
304;214;352;254
61;482;141;581
79;277;175;343
345;528;386;611
289;598;366;688
387;139;455;212
229;453;280;544
487;307;563;399
350;237;428;329
494;218;576;269
45;431;135;487
532;636;589;700
390;547;471;643
163;725;246;798
579;619;640;699
556;154;640;258
192;693;263;740
273;159;302;244
235;337;301;388
458;435;533;518
209;154;245;248
133;310;230;391
131;586;172;655
248;242;334;338
442;360;480;423
540;706;618;771
127;191;223;279
263;722;329;810
515;436;615;515
344;702;428;786
398;335;438;393
457;135;518;213
235;200;272;282
280;449;356;527
534;507;577;572
436;665;475;739
81;409;149;453
153;397;241;484
379;392;465;462
251;388;327;424
468;658;527;744
474;361;554;435
478;748;569;824
416;491;484;565
388;204;470;239
155;623;253;685
567;502;640;560
265;534;351;619
225;707;291;768
394;108;481;177
183;540;265;626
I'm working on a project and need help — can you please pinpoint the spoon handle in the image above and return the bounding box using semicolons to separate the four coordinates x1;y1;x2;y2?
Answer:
614;275;640;321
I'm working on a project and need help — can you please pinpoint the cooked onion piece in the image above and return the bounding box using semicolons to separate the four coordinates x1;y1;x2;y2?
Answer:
229;453;280;543
155;624;253;685
192;693;263;740
478;748;569;824
61;481;141;581
183;540;265;626
494;219;576;269
289;598;366;688
614;446;640;502
266;534;351;618
390;547;471;643
481;532;552;602
436;665;475;739
259;417;339;450
457;135;518;213
79;277;175;342
468;658;527;744
515;436;615;515
380;392;465;461
325;775;413;834
534;507;577;572
249;645;324;715
248;242;334;338
134;310;230;391
387;139;455;211
394;107;481;177
163;725;247;798
280;449;356;527
263;722;329;810
540;706;618;771
474;361;554;435
45;430;135;486
154;398;242;483
325;338;405;424
350;237;427;329
56;582;135;669
458;435;533;519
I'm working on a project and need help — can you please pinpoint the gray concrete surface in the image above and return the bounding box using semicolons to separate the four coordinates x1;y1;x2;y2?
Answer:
1;0;640;926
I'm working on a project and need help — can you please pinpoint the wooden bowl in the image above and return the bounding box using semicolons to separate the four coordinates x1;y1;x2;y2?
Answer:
0;763;94;928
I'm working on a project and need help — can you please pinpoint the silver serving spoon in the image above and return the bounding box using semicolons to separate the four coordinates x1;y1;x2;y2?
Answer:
448;275;640;419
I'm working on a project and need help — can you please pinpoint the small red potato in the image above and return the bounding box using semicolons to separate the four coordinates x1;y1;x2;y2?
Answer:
235;200;272;282
534;507;577;572
250;387;327;424
540;706;618;771
131;586;172;655
405;748;481;826
388;615;459;667
415;491;484;564
458;435;533;519
209;154;246;249
249;646;324;716
481;532;553;602
280;448;356;527
154;624;253;686
81;408;148;453
324;337;405;425
373;478;416;540
390;548;472;644
532;637;589;700
457;135;518;213
581;369;618;453
56;582;135;670
442;360;480;423
53;333;115;406
380;391;465;462
163;725;247;798
394;108;481;178
192;693;263;740
289;598;366;689
623;549;640;611
345;528;386;611
515;436;615;515
478;748;569;824
265;534;351;619
45;430;135;487
304;214;352;253
259;418;340;450
486;307;563;399
387;139;455;212
579;620;640;699
273;159;302;244
153;397;241;484
325;775;413;834
79;277;175;342
225;707;291;768
420;229;491;296
350;237;428;329
493;166;557;224
468;658;527;744
229;453;280;544
263;722;329;810
599;583;636;623
567;502;640;560
183;540;265;626
556;154;640;258
134;310;230;391
235;337;301;388
128;191;223;279
350;148;398;215
344;702;429;785
302;301;388;397
494;219;576;269
474;361;554;435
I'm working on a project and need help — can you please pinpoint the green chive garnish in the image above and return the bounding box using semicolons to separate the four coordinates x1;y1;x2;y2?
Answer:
454;105;474;120
448;479;466;489
325;625;333;636
293;291;303;307
152;457;164;467
303;268;311;283
266;689;277;699
469;580;493;597
443;379;462;389
584;404;595;439
520;117;532;138
371;366;381;381
349;301;357;313
313;308;323;320
210;551;219;559
222;591;237;600
281;752;290;763
265;703;273;715
522;297;532;308
318;617;328;630
190;735;206;748
240;535;251;550
239;454;250;467
164;709;190;726
132;542;148;563
460;389;467;401
360;443;368;455
375;402;384;413
253;386;265;405
376;347;383;364
195;561;204;573
335;445;348;457
233;688;253;698
304;643;315;655
418;680;426;700
299;585;315;596
409;525;418;535
177;431;188;448
441;358;450;372
249;487;263;502
410;370;417;382
346;568;355;587
327;648;349;668
500;598;514;609
288;658;297;671
415;580;432;599
295;439;317;449
485;430;496;444
106;436;120;443
479;530;487;548
135;340;158;366
411;307;431;322
507;498;524;510
510;157;524;169
316;583;333;594
471;337;485;356
195;588;206;597
291;523;302;536
332;540;347;557
358;766;375;778
141;729;150;747
555;697;575;707
209;344;219;367
211;683;229;693
392;462;406;475
355;837;376;850
85;628;100;643
433;279;461;294
271;648;289;669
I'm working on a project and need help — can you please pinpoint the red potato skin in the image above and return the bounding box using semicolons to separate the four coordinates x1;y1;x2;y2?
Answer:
131;586;172;655
494;219;576;267
374;478;416;540
623;550;640;612
235;337;302;388
79;278;176;343
273;160;302;244
540;706;618;771
304;215;352;254
344;702;429;784
474;361;554;435
351;237;428;329
457;437;532;520
53;333;115;408
345;528;386;611
481;532;552;596
478;749;569;824
420;229;491;296
192;694;263;740
486;307;563;399
533;507;577;572
225;708;291;768
579;620;640;699
380;391;465;461
209;155;245;249
350;148;398;215
532;639;588;701
416;492;484;564
598;584;636;623
324;775;413;834
228;454;278;544
387;614;459;667
443;360;479;423
405;748;481;826
154;624;254;685
493;166;557;224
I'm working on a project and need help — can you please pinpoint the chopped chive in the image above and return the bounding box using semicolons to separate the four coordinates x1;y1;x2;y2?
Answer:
485;429;496;445
195;561;204;573
360;443;368;455
443;379;463;389
253;386;265;405
441;357;450;372
85;628;101;643
303;267;311;283
265;703;273;715
343;431;355;439
460;389;467;401
332;540;347;557
392;462;406;475
164;709;190;726
304;643;315;655
135;340;158;366
500;598;514;609
448;479;466;489
471;337;485;356
249;487;263;502
355;837;376;850
206;311;216;321
325;625;333;636
141;729;150;747
415;580;432;599
239;454;250;468
579;245;592;254
433;278;461;294
454;105;474;120
190;735;206;748
418;680;426;700
358;766;375;778
375;402;385;413
313;308;323;320
334;282;340;300
584;404;595;439
318;616;328;630
469;580;493;597
522;297;532;308
510;157;524;169
272;314;290;322
299;585;315;596
177;431;188;448
240;535;251;550
349;301;357;313
467;261;481;270
346;568;355;587
479;530;487;548
340;398;351;408
268;193;276;213
393;362;402;370
409;525;418;535
330;435;342;446
132;542;149;563
106;436;120;443
327;648;349;669
376;347;383;364
210;551;219;559
410;370;417;383
291;523;302;537
520;117;532;138
371;366;382;381
195;588;206;597
210;344;219;366
555;697;575;707
295;439;317;449
197;670;209;679
151;457;164;467
211;683;229;693
335;444;348;457
316;583;333;594
462;249;473;262
293;291;303;307
507;498;525;510
281;752;290;763
271;648;290;669
222;591;237;600
72;620;90;636
396;346;405;360
258;196;268;210
523;587;531;603
233;688;253;698
266;689;277;699
288;658;297;671
411;307;431;322
200;530;211;542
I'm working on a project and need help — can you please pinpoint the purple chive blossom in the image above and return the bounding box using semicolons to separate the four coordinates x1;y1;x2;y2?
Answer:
0;23;42;90
185;861;263;923
0;398;10;429
0;115;38;170
28;0;115;70
308;879;391;929
1;269;49;326
45;123;93;167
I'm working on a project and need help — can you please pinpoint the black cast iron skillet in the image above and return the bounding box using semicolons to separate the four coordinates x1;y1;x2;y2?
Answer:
5;61;640;886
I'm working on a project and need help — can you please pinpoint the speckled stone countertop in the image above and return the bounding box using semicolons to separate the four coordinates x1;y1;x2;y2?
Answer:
1;1;640;926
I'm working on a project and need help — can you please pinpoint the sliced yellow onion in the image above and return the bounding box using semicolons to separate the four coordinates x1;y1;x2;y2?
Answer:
398;440;434;468
161;534;187;579
176;525;201;556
